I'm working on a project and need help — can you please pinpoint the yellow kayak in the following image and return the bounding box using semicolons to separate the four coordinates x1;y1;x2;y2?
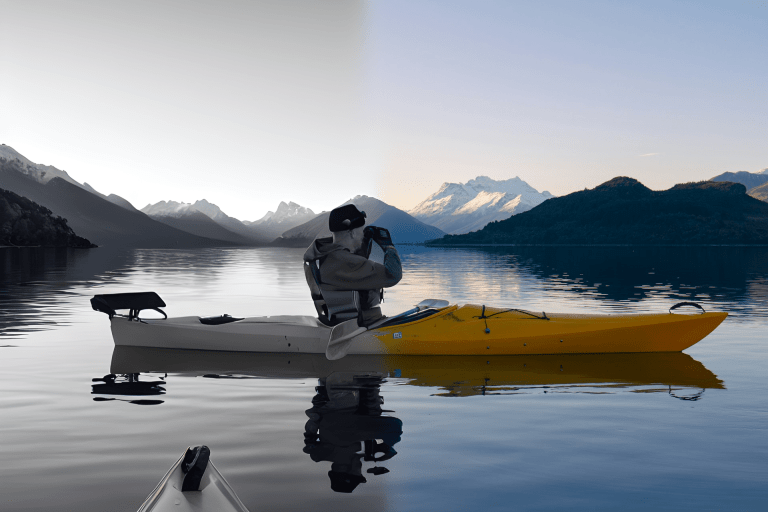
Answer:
359;304;728;356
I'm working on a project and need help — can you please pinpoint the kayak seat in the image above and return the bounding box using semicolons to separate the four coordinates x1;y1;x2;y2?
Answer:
199;314;244;325
90;292;166;320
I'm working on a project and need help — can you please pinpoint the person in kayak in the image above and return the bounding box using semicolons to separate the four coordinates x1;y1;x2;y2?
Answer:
303;204;402;326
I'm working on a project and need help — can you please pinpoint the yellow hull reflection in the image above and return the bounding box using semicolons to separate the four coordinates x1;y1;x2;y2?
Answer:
371;305;728;355
110;346;723;394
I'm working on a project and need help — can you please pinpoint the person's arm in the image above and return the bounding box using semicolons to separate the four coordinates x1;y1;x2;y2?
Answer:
382;247;402;283
320;249;402;290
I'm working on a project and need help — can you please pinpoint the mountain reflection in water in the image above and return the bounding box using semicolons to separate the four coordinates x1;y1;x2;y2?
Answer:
3;245;768;340
402;245;768;317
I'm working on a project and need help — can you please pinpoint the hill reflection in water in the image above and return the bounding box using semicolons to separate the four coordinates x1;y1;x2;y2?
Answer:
398;245;768;318
2;245;768;340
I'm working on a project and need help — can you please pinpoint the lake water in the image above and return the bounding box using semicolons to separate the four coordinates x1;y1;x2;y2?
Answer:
1;246;766;511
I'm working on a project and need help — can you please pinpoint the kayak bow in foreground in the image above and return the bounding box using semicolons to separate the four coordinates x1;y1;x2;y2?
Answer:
138;446;249;512
92;293;727;356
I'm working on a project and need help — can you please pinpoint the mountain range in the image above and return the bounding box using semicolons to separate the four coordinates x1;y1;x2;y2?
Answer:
244;201;317;239
0;158;235;248
0;144;137;211
5;142;766;248
430;177;768;245
274;195;446;246
0;145;444;247
141;199;271;244
409;176;553;234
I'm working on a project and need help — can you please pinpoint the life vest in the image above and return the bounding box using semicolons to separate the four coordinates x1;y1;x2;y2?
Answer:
304;240;387;326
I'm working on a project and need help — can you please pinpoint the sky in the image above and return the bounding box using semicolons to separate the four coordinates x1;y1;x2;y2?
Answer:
1;0;766;219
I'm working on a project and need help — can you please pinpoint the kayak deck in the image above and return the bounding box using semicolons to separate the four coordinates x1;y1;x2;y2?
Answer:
363;304;729;355
108;303;727;356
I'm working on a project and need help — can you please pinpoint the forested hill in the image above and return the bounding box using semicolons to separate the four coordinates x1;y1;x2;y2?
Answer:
0;188;96;247
428;177;768;245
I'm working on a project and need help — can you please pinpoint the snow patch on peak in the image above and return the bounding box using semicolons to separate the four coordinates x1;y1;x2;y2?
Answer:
140;198;230;221
409;175;553;234
141;200;195;217
454;191;508;215
248;201;315;227
0;144;84;188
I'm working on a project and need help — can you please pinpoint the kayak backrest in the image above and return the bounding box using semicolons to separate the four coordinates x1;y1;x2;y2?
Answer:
90;292;167;320
304;261;328;320
304;260;361;326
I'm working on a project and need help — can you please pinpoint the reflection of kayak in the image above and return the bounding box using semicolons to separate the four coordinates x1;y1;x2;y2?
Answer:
138;446;249;512
110;346;724;393
95;293;727;355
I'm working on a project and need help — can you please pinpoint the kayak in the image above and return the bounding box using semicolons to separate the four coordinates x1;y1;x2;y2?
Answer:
138;446;249;512
92;293;727;356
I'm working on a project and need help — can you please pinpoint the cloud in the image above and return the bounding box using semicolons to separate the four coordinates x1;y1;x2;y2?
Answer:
639;153;659;157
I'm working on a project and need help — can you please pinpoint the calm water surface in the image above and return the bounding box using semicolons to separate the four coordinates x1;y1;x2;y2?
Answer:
0;246;766;511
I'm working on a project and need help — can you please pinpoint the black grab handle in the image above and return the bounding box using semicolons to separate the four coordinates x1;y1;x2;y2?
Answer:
669;302;705;314
181;445;210;492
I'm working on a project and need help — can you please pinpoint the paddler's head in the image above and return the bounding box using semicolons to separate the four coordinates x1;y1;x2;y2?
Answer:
330;204;367;253
328;470;367;493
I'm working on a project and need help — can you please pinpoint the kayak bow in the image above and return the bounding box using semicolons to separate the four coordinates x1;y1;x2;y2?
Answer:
138;446;249;512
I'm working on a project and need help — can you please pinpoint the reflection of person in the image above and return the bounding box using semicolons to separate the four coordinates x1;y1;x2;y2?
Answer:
303;204;402;326
303;373;403;493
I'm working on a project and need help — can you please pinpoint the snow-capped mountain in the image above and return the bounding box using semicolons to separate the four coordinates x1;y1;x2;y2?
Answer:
275;195;445;245
0;144;137;211
248;201;315;225
245;201;317;238
141;199;272;243
0;146;237;247
142;199;204;217
409;176;554;234
0;144;82;187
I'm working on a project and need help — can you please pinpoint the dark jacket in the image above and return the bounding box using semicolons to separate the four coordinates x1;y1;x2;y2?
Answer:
303;237;402;324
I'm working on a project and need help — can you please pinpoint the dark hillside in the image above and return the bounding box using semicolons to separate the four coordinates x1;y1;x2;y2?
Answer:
748;181;768;203
711;171;768;190
0;159;238;248
430;177;768;245
0;188;95;247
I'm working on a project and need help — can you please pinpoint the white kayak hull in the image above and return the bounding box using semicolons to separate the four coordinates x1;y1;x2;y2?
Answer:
110;315;386;355
138;448;248;512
